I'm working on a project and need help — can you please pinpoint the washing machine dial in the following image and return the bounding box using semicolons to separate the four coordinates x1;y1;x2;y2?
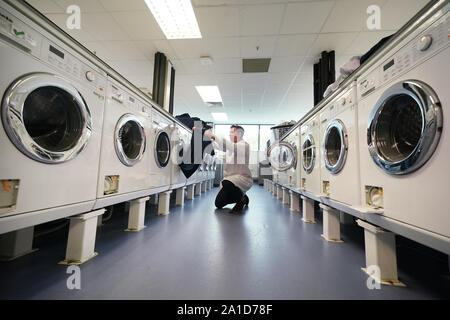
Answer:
85;71;96;82
417;34;432;52
340;97;346;106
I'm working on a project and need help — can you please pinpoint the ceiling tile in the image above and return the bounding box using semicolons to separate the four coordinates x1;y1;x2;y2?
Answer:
110;11;165;40
343;30;394;55
240;36;277;58
308;32;359;58
82;13;129;40
240;4;285;36
98;0;149;11
106;59;154;76
321;0;386;33
45;13;96;42
280;1;334;34
99;41;148;60
274;34;317;57
169;38;240;59
54;0;105;13
195;6;240;37
380;0;429;31
269;56;304;73
153;40;178;60
27;0;64;13
133;40;158;60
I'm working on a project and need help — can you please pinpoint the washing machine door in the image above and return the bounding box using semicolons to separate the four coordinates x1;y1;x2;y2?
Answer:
367;80;442;175
323;119;348;174
267;141;297;172
1;73;92;164
114;114;146;167
301;135;315;174
155;130;171;168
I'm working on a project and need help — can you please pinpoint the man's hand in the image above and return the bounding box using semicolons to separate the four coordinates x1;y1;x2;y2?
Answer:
204;129;216;140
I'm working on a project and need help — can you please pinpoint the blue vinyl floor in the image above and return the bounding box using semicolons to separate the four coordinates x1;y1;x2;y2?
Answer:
0;184;449;299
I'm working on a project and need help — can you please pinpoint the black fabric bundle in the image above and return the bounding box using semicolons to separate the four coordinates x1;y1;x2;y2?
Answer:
360;34;394;64
175;113;215;179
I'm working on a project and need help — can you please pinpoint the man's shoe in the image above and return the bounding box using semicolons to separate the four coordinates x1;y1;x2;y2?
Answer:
242;195;249;206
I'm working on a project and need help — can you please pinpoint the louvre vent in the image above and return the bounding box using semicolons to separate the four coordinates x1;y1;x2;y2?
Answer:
242;58;271;73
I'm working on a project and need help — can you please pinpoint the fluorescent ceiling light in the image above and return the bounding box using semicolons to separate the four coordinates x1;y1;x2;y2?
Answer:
144;0;202;39
195;86;223;103
211;113;228;121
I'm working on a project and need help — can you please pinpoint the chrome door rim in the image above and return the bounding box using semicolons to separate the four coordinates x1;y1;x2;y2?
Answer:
267;141;297;172
367;80;442;175
323;119;348;174
1;72;92;164
302;134;315;174
114;114;146;167
154;130;171;168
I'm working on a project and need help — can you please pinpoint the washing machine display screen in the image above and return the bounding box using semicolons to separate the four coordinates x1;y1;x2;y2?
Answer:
23;86;84;152
156;132;170;167
375;94;422;163
118;121;144;160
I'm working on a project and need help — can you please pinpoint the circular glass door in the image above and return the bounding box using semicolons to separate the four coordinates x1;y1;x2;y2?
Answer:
1;73;91;163
323;119;348;174
114;114;146;167
302;135;315;174
267;141;296;172
367;80;442;175
155;131;171;168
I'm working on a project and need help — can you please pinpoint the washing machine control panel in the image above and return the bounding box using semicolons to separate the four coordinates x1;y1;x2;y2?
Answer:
42;38;105;89
0;7;42;56
358;11;449;100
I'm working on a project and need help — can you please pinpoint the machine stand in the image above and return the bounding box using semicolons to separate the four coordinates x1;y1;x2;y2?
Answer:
356;219;405;287
0;227;38;261
125;197;149;232
158;191;172;215
289;191;300;212
301;196;316;224
201;181;207;193
59;209;105;265
206;180;211;190
320;204;343;243
149;194;159;205
282;187;290;205
175;187;186;207
195;183;202;196
277;185;283;200
186;184;195;200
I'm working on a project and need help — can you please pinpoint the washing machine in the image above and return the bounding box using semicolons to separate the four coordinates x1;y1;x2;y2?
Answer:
319;82;360;206
357;8;449;238
148;108;173;191
300;115;321;197
0;4;106;234
170;123;191;189
94;78;151;208
268;127;300;188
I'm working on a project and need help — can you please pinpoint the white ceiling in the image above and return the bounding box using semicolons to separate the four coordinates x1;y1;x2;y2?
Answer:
28;0;429;124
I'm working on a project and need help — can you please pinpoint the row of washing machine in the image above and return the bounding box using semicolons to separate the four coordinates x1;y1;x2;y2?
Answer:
0;2;216;236
270;4;450;246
